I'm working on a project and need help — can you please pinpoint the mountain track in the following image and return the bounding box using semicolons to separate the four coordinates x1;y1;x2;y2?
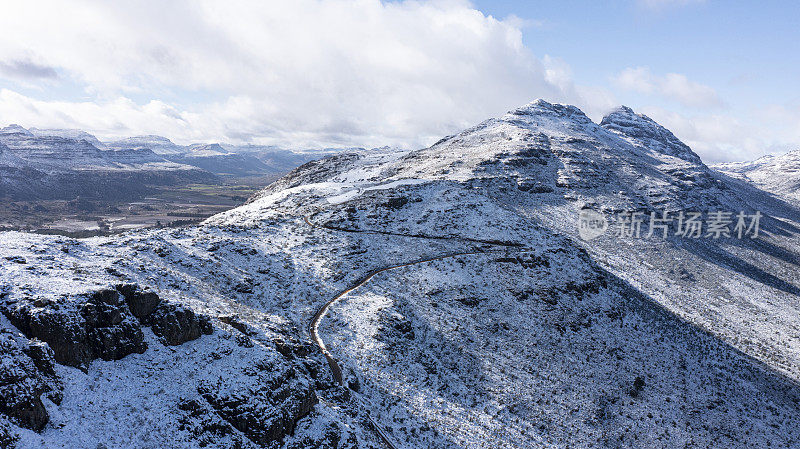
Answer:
304;212;527;449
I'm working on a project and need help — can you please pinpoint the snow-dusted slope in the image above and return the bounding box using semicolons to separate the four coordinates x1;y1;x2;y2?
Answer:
713;149;800;203
1;100;800;448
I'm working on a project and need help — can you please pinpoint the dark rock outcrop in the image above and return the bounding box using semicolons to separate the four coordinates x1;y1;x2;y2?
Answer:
117;284;213;346
198;358;318;446
176;398;254;448
81;289;148;361
0;289;147;369
0;415;18;448
147;302;213;346
116;283;161;319
0;328;63;432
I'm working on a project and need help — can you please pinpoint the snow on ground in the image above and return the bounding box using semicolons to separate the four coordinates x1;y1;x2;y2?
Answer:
2;100;800;448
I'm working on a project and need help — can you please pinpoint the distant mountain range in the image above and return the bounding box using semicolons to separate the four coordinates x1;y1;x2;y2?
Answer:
713;149;800;203
0;125;337;200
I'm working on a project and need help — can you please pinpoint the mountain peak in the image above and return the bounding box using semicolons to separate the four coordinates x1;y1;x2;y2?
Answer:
600;106;702;164
0;124;33;136
187;143;229;156
503;98;593;126
509;99;592;123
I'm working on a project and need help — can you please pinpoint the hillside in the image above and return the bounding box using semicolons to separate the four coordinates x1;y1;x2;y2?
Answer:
1;101;799;448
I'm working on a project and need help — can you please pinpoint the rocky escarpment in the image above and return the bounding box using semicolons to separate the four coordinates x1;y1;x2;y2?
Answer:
0;284;216;434
198;357;318;446
117;283;213;346
0;289;148;369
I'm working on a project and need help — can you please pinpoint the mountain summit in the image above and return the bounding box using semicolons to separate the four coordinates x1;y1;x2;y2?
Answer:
0;124;34;137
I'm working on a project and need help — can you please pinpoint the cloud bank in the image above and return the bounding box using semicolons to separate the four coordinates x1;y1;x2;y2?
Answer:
0;0;608;149
0;0;795;163
614;67;724;109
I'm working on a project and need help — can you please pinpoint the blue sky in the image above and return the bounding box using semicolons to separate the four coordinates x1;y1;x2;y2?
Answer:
471;0;800;161
474;0;799;108
0;0;797;162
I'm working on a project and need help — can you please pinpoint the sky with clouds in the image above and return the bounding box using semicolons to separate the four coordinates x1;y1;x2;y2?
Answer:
0;0;797;162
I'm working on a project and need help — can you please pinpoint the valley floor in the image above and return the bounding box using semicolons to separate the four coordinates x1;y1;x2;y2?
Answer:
0;178;276;237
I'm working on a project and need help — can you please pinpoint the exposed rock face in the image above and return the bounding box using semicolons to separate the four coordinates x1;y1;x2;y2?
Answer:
0;327;63;432
116;283;213;346
116;283;161;319
600;106;703;165
147;302;213;346
0;282;220;438
176;398;255;449
198;357;318;446
81;289;148;361
0;289;147;369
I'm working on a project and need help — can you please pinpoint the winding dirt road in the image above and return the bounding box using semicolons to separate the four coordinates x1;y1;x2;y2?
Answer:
304;213;525;448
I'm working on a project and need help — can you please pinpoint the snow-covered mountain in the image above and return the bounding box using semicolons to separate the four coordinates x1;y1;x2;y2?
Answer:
713;149;800;203
105;135;185;155
1;100;800;448
28;128;106;149
0;125;216;200
105;137;326;178
164;143;277;177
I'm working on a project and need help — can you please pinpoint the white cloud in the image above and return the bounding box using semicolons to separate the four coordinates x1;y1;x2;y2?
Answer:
0;0;608;148
637;104;800;163
614;67;724;109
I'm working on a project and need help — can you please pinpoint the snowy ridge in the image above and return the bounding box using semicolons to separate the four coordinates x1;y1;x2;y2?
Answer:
105;135;184;155
713;149;800;202
28;128;106;149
